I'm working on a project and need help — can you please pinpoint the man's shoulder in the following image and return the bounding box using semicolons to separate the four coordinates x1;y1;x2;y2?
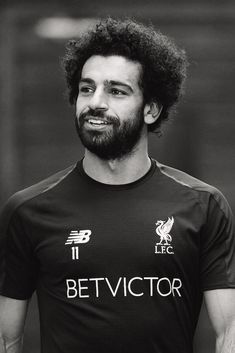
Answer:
156;161;228;209
0;164;76;224
157;162;215;191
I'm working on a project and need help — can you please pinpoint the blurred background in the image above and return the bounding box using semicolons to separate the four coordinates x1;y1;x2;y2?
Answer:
0;0;235;352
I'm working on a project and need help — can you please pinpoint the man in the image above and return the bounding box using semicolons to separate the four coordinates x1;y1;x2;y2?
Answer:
0;17;235;353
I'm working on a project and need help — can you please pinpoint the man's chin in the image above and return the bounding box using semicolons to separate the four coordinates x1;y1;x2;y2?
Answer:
81;135;137;161
79;128;113;144
78;133;125;160
85;147;131;161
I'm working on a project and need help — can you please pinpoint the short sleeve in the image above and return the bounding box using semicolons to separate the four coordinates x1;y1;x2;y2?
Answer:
0;196;38;299
200;190;235;290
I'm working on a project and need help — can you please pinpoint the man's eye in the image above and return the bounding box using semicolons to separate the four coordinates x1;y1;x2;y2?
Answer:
79;86;94;94
111;88;127;96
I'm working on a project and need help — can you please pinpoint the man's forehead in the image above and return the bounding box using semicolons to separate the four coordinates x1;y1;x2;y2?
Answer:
81;55;142;86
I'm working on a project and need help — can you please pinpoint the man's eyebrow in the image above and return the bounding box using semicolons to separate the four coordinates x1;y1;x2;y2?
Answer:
106;80;134;92
79;78;95;85
79;78;134;92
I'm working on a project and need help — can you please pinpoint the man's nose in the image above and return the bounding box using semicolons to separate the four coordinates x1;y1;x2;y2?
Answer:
88;89;108;111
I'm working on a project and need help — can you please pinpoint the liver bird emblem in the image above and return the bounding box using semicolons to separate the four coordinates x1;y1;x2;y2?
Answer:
155;217;174;245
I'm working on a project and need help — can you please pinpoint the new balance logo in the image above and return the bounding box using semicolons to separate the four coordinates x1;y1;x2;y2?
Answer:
65;230;91;245
65;230;92;260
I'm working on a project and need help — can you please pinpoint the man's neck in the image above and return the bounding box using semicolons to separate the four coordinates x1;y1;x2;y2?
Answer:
83;149;151;185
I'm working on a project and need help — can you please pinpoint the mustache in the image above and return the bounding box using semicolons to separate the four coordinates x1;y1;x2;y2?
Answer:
79;109;120;125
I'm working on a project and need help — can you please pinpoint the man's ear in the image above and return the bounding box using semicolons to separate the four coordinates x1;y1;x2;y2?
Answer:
144;102;163;125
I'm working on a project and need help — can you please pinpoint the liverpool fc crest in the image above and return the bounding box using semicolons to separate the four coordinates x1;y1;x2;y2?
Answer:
155;217;174;254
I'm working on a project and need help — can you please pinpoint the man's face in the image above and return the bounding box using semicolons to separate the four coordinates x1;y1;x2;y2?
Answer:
75;55;146;160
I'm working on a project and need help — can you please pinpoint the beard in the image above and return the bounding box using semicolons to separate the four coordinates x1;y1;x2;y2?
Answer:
75;107;145;160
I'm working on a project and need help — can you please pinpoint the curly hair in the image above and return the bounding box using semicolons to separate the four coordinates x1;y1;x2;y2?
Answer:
62;17;188;133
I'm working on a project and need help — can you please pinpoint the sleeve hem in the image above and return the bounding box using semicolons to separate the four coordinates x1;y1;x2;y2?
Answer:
0;288;33;300
202;283;235;291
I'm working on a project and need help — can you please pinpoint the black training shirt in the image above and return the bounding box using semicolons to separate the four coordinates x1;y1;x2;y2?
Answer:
0;159;235;353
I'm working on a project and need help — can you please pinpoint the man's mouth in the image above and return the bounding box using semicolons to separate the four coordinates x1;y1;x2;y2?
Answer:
87;118;111;125
82;117;114;130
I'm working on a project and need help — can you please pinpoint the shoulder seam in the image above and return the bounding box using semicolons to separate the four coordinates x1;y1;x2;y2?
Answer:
14;164;75;209
157;162;194;189
157;161;218;196
3;164;76;238
156;161;233;223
